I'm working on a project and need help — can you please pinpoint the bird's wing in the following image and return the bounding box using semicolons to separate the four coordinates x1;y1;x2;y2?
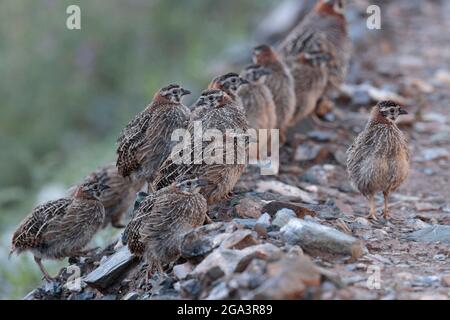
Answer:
122;192;157;255
12;198;72;250
116;111;152;177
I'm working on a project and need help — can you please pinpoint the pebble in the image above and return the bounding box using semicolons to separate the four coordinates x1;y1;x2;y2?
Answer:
272;208;297;228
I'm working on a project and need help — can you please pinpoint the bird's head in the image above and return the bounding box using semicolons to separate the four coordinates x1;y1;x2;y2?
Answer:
252;44;278;65
195;89;231;109
74;181;109;201
155;84;191;103
208;73;248;98
376;100;408;123
316;0;346;16
175;178;207;194
241;64;271;84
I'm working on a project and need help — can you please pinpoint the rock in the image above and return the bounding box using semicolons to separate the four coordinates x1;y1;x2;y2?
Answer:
192;249;244;277
235;198;263;219
261;201;316;219
180;223;228;260
122;292;139;300
204;266;226;282
232;218;257;229
206;282;230;300
414;202;440;211
407;225;450;244
300;165;335;186
241;243;283;262
272;208;297;228
412;276;440;287
434;69;450;86
432;254;446;261
419;147;449;161
333;149;347;166
307;130;337;142
294;143;324;162
251;256;321;299
373;229;388;240
281;218;366;258
355;217;369;226
173;262;194;280
84;246;138;291
220;230;258;250
178;279;202;299
256;213;271;228
341;83;408;105
256;180;317;204
193;243;282;277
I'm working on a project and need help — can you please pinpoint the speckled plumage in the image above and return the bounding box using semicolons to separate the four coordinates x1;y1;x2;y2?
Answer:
278;0;351;123
347;101;410;220
116;84;191;191
11;181;107;280
252;45;295;135
155;90;249;204
207;72;247;108
123;179;207;273
70;163;144;228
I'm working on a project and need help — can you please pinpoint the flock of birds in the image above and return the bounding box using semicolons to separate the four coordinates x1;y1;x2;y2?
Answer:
10;0;410;283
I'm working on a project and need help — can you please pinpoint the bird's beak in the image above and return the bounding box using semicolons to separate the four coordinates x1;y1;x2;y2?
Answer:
399;107;408;115
181;88;191;96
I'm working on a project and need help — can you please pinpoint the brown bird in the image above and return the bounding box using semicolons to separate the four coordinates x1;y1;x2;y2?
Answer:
123;178;208;277
346;101;410;220
11;181;108;281
116;84;191;192
208;72;248;105
278;0;352;123
239;64;277;130
69;163;145;228
155;89;249;205
252;44;295;142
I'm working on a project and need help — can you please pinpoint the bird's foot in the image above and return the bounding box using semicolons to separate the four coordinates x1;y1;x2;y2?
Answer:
382;209;390;220
365;211;378;221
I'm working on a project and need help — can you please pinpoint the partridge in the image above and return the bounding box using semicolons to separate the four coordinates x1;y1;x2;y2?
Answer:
69;163;144;228
11;181;108;281
278;0;352;123
123;179;207;276
238;64;277;131
252;44;295;140
346;101;410;220
116;84;191;192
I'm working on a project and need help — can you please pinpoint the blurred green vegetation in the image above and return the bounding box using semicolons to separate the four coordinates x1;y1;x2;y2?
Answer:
0;0;277;299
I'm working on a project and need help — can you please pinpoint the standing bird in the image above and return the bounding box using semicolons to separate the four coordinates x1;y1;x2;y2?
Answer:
278;0;352;123
252;44;295;142
239;64;277;131
116;84;191;192
10;181;108;281
69;163;145;228
156;89;249;205
123;179;208;277
346;101;410;220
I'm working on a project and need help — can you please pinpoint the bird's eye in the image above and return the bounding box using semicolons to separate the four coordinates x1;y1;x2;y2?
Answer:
390;108;395;114
173;89;179;95
231;78;237;83
209;96;214;101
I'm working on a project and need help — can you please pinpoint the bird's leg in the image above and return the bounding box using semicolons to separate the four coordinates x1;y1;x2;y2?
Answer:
34;256;55;282
365;194;378;220
73;247;100;257
382;191;390;220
